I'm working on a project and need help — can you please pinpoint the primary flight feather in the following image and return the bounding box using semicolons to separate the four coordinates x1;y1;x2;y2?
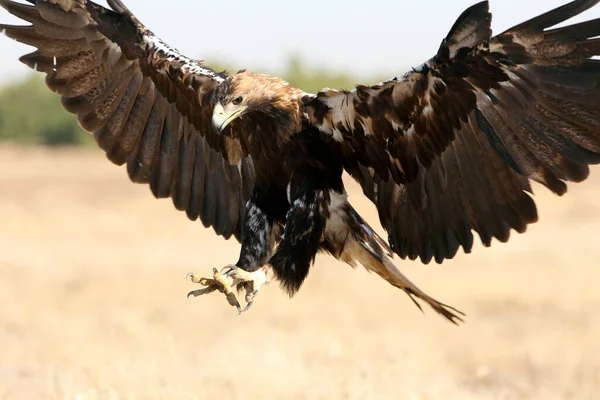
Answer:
1;0;599;323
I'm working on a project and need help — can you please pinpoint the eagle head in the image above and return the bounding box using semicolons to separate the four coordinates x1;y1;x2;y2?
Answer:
211;72;302;134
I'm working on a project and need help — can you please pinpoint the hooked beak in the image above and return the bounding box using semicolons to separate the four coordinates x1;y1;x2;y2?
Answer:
212;103;247;133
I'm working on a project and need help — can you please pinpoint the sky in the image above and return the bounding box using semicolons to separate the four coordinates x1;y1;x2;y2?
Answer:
1;0;599;85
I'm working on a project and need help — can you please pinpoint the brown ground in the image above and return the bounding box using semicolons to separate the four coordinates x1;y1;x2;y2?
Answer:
0;145;599;400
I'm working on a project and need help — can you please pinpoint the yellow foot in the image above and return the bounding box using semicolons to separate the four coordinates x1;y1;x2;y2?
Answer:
222;264;273;311
187;267;241;312
187;265;273;314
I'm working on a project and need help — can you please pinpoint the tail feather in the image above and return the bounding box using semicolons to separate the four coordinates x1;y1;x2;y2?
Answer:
340;237;465;325
339;207;465;324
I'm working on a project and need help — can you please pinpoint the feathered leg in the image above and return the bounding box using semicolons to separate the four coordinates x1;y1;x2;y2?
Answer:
212;178;329;311
187;187;279;312
190;174;331;314
267;184;328;295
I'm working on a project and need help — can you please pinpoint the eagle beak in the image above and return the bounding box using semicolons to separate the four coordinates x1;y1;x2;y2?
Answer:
212;102;247;133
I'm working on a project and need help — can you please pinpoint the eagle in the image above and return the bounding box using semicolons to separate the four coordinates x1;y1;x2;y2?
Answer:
2;0;599;324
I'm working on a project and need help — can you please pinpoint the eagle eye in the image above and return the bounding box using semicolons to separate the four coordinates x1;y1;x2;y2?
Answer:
231;96;243;106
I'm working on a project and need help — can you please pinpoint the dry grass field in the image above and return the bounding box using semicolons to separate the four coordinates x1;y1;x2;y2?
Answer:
0;145;599;399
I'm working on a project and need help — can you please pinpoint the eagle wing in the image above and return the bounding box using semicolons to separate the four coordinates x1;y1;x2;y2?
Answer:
305;0;600;262
1;0;255;241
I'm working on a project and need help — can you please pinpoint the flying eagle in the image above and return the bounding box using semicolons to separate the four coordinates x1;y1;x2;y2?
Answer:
2;0;600;324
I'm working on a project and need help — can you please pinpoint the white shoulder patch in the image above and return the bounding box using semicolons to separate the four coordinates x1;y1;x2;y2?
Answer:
143;34;225;83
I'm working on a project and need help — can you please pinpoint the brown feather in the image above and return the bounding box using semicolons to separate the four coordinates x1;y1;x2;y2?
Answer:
2;0;254;242
324;1;600;263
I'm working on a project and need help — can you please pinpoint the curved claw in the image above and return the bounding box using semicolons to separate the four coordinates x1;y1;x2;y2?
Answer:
239;300;254;314
220;265;237;277
187;265;270;315
244;289;258;304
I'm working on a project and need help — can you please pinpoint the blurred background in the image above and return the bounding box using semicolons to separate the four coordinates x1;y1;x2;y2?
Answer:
1;1;599;399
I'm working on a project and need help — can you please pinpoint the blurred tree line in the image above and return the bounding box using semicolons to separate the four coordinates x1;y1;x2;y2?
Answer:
0;56;386;146
0;73;92;146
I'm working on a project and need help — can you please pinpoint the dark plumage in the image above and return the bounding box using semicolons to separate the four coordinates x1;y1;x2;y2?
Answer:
2;0;600;323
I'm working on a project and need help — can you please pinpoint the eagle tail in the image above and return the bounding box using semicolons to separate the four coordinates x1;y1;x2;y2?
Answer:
340;207;465;324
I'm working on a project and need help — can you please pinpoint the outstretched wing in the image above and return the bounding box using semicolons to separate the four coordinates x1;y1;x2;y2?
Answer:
1;0;255;241
304;0;600;190
307;0;600;263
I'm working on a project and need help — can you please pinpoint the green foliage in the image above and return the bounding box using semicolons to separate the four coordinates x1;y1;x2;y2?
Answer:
282;56;361;93
0;75;92;146
0;57;384;146
209;55;371;93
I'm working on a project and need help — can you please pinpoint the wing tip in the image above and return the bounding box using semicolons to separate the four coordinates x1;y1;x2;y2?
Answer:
506;0;600;34
441;1;492;59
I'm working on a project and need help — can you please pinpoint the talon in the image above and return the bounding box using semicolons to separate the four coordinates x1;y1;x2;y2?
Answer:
187;272;204;284
245;289;259;304
221;265;237;277
239;300;254;313
186;264;273;314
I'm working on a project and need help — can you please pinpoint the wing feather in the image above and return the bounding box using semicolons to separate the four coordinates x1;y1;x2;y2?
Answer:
306;1;600;189
333;1;600;263
186;138;208;221
173;121;196;212
1;0;253;241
